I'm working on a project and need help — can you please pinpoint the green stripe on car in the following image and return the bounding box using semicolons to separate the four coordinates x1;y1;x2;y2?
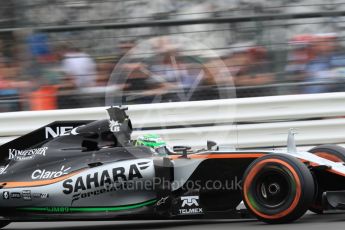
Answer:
17;199;157;213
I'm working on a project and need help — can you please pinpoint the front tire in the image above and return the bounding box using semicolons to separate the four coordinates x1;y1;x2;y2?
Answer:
242;154;315;224
309;144;345;163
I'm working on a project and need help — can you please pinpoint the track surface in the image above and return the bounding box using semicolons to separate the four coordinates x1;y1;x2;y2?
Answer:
4;213;345;230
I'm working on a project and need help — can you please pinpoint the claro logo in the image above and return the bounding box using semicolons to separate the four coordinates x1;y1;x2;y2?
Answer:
45;126;79;139
32;166;71;180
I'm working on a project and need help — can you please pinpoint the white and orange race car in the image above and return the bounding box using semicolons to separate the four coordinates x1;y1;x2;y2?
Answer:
0;107;345;227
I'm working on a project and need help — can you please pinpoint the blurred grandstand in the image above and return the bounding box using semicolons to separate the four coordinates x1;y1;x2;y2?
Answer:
2;0;345;111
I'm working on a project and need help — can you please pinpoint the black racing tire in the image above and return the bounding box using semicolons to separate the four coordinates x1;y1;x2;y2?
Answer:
242;154;315;224
0;221;10;229
308;144;345;214
309;144;345;162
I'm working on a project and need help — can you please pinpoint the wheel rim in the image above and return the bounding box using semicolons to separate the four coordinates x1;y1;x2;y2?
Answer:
255;169;291;209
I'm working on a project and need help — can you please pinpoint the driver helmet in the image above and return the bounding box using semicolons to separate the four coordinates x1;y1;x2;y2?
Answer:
135;134;168;156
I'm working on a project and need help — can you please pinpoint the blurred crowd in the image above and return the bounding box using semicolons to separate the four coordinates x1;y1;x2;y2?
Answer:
1;32;345;112
285;33;345;93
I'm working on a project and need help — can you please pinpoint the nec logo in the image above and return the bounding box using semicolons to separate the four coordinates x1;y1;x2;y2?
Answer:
181;196;199;207
45;127;75;139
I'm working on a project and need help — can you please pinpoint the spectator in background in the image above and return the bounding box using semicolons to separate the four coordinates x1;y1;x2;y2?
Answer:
115;62;175;104
285;34;315;83
1;40;31;112
26;33;51;62
0;58;30;111
223;43;275;87
96;59;115;86
118;39;136;59
61;45;97;88
0;58;19;111
303;33;344;94
28;50;63;111
150;38;190;86
149;37;198;101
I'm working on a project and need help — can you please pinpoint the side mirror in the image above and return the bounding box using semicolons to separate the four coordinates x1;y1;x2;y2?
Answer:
207;140;219;151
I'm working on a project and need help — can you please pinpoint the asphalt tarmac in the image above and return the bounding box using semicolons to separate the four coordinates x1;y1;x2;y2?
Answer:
4;213;345;230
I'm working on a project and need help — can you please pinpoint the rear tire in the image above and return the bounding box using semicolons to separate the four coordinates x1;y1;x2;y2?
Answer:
308;144;345;214
242;154;315;224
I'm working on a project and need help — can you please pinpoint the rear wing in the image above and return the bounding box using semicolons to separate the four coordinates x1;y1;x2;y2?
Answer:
0;120;94;154
0;107;132;159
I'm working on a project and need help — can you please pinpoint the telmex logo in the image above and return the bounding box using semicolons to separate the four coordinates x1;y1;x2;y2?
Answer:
45;126;79;139
181;196;199;207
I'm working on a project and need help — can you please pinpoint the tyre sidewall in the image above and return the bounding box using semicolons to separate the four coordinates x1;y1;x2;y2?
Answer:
242;154;314;224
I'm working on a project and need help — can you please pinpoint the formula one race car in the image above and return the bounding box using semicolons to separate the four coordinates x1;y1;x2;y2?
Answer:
1;107;345;228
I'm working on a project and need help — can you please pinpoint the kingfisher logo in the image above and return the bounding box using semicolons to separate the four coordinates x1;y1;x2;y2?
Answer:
9;147;48;161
